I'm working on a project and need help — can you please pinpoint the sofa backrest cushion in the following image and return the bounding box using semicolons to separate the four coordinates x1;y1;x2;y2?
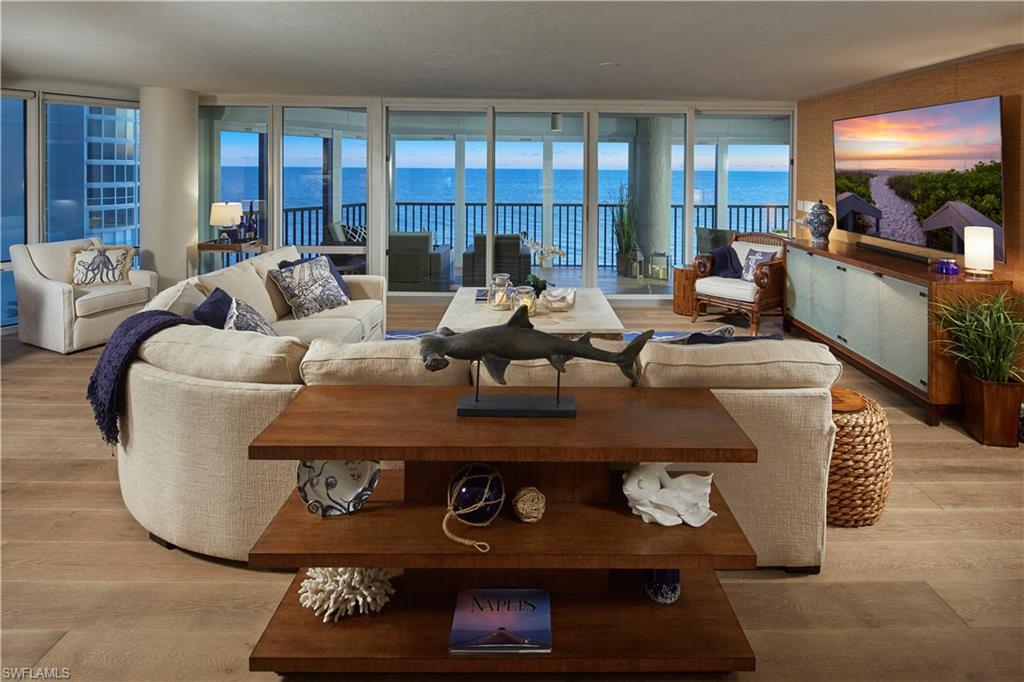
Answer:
639;339;841;389
389;231;432;253
248;246;302;319
138;324;307;384
476;339;634;387
197;260;278;322
301;339;471;385
143;281;207;318
25;238;98;281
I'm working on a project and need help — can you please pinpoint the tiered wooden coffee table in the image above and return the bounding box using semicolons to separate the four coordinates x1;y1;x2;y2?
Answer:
248;385;758;675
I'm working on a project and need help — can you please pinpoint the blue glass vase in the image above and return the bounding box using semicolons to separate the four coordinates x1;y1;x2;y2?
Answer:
644;569;681;604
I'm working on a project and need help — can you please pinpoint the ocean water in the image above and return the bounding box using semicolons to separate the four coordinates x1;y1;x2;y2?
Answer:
220;167;789;209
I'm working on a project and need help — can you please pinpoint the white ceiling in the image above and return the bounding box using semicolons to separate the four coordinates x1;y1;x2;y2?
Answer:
2;1;1021;101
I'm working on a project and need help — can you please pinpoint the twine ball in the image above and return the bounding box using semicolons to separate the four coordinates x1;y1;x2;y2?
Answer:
512;487;546;523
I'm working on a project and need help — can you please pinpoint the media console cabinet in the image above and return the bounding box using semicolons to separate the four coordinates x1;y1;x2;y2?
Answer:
784;239;1013;425
247;385;759;675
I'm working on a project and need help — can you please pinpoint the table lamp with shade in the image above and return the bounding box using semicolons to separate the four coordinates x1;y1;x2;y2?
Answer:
963;225;995;278
210;202;243;243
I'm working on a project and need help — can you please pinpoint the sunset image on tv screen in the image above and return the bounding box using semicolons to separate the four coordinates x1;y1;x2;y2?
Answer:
833;96;1003;260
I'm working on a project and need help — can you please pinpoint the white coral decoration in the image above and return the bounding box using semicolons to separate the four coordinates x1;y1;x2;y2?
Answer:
298;567;395;622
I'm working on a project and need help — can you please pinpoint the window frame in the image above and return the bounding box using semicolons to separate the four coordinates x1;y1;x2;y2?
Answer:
40;93;141;249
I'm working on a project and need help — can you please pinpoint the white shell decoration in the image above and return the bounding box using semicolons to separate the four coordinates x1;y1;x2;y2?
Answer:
538;287;576;312
622;463;717;527
298;567;395;622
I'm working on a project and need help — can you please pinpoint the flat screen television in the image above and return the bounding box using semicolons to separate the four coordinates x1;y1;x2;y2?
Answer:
833;96;1004;261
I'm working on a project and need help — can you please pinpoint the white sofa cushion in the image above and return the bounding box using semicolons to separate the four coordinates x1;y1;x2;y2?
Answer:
283;299;384;339
74;283;151;316
197;261;278;323
476;339;634;387
639;340;842;389
138;324;307;384
247;246;302;319
271;317;364;345
695;276;758;303
301;339;472;386
143;281;207;317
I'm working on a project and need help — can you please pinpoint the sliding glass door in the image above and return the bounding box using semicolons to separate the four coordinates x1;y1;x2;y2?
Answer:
1;95;27;326
387;110;486;292
198;106;268;270
596;113;685;295
493;112;585;289
282;107;368;274
694;114;792;253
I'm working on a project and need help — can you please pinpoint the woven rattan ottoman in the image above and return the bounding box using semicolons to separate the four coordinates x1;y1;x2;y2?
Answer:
827;387;893;527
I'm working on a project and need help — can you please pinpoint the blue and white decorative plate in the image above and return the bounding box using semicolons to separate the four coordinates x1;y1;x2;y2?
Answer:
296;460;381;518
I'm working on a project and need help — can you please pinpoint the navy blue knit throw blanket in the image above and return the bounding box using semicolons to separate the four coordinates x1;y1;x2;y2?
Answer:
87;309;197;446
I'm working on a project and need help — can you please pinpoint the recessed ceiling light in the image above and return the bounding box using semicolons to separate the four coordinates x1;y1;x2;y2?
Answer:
599;62;620;68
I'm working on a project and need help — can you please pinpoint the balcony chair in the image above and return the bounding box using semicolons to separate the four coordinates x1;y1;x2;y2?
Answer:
321;220;368;274
387;231;452;291
461;233;532;287
10;238;158;353
692;232;786;336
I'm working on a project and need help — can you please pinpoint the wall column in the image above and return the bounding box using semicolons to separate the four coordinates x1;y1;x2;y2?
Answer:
140;87;198;289
634;117;672;264
454;135;466;270
541;137;554;264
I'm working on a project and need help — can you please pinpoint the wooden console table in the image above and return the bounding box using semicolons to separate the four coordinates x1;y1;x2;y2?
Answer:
248;385;758;675
197;239;264;271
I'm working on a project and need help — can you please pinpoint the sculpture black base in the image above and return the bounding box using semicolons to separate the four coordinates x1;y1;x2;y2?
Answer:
457;393;577;418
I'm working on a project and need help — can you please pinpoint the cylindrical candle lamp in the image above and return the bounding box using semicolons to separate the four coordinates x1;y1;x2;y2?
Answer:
963;225;995;278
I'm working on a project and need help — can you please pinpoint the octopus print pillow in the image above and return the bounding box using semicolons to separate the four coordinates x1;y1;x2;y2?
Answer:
268;255;349;319
69;245;135;287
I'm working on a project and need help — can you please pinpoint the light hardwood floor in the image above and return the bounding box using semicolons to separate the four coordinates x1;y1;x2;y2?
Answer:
1;300;1021;681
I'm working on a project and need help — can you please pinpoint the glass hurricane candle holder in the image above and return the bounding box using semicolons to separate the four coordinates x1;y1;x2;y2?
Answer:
510;285;537;316
487;273;512;311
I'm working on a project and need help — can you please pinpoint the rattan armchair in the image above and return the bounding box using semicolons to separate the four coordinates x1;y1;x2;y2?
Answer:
692;232;786;336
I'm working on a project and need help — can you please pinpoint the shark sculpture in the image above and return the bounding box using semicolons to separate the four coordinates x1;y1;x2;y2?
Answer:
419;305;654;386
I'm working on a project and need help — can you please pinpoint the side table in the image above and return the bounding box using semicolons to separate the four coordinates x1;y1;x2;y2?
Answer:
827;387;893;527
673;266;696;316
197;239;264;272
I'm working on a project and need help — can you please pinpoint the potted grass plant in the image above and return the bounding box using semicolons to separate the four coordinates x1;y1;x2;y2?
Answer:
613;184;641;278
934;292;1024;447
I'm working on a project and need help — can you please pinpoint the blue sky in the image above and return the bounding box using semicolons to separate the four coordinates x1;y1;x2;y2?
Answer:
221;131;788;172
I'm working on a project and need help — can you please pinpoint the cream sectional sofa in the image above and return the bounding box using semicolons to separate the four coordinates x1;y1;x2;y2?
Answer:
145;246;386;343
117;329;841;569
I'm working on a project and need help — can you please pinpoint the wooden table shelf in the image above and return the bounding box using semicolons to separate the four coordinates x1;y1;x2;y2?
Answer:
251;571;755;675
250;488;756;570
249;386;757;462
247;386;759;675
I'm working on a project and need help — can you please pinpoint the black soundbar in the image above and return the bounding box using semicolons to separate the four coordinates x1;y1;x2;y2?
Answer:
854;241;931;264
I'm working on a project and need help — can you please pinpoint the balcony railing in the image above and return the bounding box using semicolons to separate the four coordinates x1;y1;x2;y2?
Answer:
282;202;788;267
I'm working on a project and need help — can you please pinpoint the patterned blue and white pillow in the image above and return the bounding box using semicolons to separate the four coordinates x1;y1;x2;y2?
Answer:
741;249;777;282
224;297;278;336
268;256;349;319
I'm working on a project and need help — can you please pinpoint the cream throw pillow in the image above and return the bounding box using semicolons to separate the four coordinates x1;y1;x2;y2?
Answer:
197;261;278;322
68;245;134;286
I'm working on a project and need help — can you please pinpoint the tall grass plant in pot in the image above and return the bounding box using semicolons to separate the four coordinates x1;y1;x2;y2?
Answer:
934;292;1024;446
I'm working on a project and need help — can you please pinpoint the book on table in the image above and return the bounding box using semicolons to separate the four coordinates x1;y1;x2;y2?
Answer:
449;589;552;654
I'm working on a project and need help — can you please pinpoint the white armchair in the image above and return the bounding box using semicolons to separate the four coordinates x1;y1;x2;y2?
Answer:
10;238;158;354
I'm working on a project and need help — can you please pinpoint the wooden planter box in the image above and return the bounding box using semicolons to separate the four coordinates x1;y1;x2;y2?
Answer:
960;371;1023;447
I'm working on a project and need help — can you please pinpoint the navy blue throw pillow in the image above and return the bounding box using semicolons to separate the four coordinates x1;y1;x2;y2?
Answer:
278;256;351;298
686;333;783;345
709;244;743;278
189;287;234;328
